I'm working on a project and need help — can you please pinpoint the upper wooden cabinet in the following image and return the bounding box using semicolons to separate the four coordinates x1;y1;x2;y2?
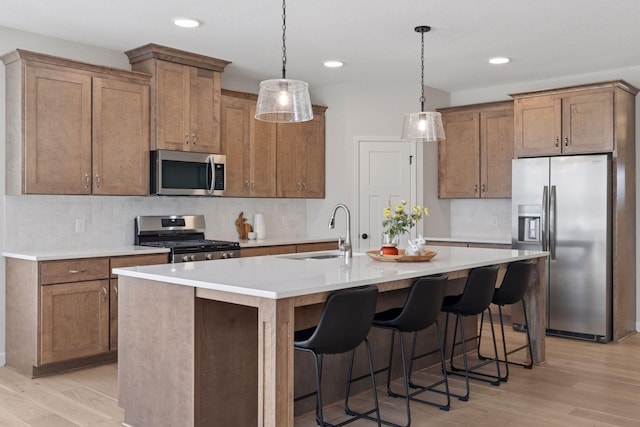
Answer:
277;107;327;198
1;50;151;195
126;44;230;154
511;81;638;157
221;91;277;197
220;90;327;199
438;101;513;199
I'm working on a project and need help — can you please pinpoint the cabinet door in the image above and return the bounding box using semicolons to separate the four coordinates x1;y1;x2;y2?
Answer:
110;279;118;351
481;107;514;198
438;111;480;198
190;68;221;153
155;61;190;151
220;95;251;196
514;96;562;157
300;114;326;198
24;65;92;194
276;123;303;197
276;115;326;198
561;90;614;154
249;104;277;197
92;77;150;195
40;280;110;364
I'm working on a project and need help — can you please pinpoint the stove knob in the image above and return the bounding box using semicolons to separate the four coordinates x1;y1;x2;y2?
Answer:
190;254;197;261
206;253;213;260
227;252;235;258
221;252;229;259
182;255;190;262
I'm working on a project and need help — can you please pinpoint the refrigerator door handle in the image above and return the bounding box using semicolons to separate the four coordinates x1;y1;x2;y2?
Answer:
550;185;557;260
541;185;548;251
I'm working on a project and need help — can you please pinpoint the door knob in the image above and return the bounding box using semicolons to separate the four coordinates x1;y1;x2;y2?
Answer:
361;233;368;239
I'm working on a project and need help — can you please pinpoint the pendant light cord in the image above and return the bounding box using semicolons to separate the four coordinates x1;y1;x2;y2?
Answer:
281;0;287;79
419;29;425;112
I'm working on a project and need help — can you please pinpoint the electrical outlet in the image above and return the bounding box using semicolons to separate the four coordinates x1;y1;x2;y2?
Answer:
75;218;86;233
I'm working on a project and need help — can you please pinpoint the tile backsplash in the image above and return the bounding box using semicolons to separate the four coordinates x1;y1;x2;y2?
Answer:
449;198;511;240
4;195;307;251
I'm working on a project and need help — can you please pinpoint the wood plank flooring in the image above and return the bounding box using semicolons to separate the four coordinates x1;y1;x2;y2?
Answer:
0;328;638;426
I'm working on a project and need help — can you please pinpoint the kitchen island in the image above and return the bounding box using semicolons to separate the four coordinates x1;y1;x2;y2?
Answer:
114;246;548;427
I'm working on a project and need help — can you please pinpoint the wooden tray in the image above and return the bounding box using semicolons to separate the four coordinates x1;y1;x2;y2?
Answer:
366;249;437;263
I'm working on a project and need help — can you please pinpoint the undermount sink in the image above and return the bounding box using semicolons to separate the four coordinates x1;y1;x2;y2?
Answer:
281;251;364;261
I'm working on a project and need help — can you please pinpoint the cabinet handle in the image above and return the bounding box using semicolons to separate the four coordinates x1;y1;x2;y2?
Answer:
564;137;569;147
185;133;189;145
192;133;196;145
301;182;307;192
102;286;108;301
555;138;560;148
251;181;256;191
296;182;302;192
474;184;478;193
84;174;90;188
95;174;101;188
114;285;118;297
68;269;86;274
481;184;486;193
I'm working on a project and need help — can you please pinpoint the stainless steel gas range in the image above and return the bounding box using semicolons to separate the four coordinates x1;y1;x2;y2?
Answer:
135;215;240;263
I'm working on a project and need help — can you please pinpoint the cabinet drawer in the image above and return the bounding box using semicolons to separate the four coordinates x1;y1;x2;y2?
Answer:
296;242;337;253
240;245;297;258
110;253;168;278
40;258;110;285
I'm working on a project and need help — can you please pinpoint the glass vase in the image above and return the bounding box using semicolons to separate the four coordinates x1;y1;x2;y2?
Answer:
380;233;400;255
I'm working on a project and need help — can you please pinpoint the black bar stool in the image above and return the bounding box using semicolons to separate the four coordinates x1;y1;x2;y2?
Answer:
345;274;450;427
477;260;535;382
440;265;501;401
294;286;381;427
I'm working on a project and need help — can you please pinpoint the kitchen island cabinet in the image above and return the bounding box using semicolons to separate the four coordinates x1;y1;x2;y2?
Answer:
115;246;548;427
438;101;513;198
240;240;337;257
126;44;230;153
1;50;151;195
3;249;167;377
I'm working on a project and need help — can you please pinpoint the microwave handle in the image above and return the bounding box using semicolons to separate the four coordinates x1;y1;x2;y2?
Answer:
207;155;215;194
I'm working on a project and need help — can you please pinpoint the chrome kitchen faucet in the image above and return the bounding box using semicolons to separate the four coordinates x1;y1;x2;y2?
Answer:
328;204;352;258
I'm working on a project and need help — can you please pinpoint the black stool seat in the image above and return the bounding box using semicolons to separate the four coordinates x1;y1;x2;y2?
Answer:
441;265;501;401
477;261;535;382
346;274;450;427
294;286;381;427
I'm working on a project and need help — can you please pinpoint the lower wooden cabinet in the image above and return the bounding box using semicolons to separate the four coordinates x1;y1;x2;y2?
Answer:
5;252;166;377
240;241;337;257
40;280;110;364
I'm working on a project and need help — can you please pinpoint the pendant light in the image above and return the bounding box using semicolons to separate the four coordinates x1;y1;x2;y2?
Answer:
401;26;445;142
255;0;313;123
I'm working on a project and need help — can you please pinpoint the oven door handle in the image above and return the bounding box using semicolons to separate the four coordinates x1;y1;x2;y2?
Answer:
206;155;215;195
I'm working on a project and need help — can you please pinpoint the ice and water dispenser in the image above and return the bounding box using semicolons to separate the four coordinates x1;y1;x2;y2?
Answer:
516;205;541;243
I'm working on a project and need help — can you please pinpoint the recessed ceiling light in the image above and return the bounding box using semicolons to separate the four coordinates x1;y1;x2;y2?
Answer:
323;60;344;68
489;57;510;65
173;18;200;28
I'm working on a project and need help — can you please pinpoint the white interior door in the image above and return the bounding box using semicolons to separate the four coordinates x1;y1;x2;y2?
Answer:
358;139;415;250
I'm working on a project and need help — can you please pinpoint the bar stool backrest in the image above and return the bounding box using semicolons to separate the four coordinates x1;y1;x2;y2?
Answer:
493;261;534;306
297;286;379;355
391;274;448;332
451;265;499;316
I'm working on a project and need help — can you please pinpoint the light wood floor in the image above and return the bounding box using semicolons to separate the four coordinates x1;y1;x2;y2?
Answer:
0;328;638;426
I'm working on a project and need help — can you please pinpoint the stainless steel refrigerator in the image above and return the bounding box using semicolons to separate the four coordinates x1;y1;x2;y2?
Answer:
511;154;611;342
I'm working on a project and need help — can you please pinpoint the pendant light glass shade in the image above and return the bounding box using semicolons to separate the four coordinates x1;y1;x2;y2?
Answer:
255;0;313;123
255;78;313;122
402;25;445;142
401;111;445;142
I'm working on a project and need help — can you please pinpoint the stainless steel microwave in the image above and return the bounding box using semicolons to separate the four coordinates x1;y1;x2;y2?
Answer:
151;150;226;196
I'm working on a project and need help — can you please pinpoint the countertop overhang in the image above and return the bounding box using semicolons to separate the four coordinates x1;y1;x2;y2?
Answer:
114;245;548;300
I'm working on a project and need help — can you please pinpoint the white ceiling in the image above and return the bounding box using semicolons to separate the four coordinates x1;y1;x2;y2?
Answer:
2;0;640;92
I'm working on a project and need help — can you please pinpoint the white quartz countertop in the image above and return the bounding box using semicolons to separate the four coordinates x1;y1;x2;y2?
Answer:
2;246;169;261
423;236;512;245
114;245;548;300
238;237;335;248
